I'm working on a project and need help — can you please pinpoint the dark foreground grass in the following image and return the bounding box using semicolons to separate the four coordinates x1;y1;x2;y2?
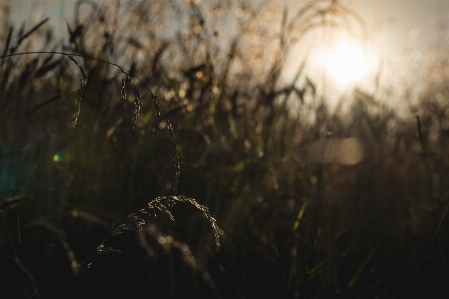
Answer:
1;0;449;298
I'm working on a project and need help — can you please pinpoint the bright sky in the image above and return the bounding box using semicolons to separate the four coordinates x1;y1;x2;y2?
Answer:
9;0;449;96
275;0;449;101
343;0;449;71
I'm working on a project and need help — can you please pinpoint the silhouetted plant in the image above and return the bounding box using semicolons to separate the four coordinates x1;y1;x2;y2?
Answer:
2;1;449;298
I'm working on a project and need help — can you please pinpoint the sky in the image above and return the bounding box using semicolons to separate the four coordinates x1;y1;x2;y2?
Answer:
278;0;449;95
7;0;449;98
343;0;449;69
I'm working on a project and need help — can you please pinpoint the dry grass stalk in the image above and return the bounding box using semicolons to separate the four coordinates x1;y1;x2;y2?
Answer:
0;46;218;297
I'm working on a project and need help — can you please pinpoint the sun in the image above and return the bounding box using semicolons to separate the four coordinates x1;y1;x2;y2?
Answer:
319;37;378;88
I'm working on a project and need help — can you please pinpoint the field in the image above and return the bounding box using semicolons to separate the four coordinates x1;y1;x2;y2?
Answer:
1;0;449;298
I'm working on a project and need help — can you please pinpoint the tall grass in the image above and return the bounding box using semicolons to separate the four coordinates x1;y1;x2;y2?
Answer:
1;0;449;298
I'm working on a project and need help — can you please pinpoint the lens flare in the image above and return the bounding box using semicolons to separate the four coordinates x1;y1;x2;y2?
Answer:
53;153;63;162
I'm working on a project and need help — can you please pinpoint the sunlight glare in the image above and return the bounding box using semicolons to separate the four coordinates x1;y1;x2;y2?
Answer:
321;37;378;88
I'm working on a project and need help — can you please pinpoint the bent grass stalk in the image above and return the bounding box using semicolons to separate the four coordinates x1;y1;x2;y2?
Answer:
0;51;219;297
52;195;220;298
2;50;181;195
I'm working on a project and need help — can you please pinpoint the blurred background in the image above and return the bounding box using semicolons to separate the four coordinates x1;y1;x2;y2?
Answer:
1;0;449;298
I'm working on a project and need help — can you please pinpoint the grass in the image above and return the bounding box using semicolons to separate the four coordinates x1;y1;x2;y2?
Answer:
0;48;220;297
1;0;449;298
